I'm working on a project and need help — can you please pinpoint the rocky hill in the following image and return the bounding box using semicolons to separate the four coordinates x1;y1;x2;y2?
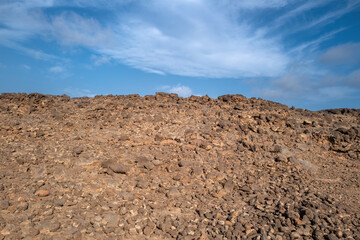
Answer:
0;92;359;240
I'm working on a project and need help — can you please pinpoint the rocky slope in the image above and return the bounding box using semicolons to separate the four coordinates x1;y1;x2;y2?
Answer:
0;92;359;240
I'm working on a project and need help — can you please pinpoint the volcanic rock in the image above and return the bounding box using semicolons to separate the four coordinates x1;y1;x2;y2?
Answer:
0;92;359;239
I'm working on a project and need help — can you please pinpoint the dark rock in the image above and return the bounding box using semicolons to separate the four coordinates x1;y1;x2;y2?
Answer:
0;200;9;210
102;160;128;174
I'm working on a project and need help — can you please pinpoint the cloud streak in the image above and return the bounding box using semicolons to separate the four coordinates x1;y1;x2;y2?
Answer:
0;0;359;109
49;66;64;73
0;0;290;78
1;0;357;78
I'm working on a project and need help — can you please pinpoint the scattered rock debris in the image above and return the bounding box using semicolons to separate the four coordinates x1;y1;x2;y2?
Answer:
0;92;359;239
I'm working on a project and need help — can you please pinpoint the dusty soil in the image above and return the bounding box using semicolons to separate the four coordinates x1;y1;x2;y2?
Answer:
0;92;359;240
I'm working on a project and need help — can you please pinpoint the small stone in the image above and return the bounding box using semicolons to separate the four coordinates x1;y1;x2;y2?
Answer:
119;134;130;141
0;200;9;210
297;226;312;236
167;187;181;198
36;180;45;187
143;226;154;236
119;207;127;215
102;160;128;174
246;229;257;238
272;145;282;153
152;159;162;166
327;233;339;240
261;234;268;240
291;231;301;238
275;155;287;163
294;217;305;226
120;191;134;201
336;230;343;238
21;226;39;237
72;146;84;155
129;228;137;235
192;167;203;176
223;180;234;191
35;190;50;197
173;175;181;181
17;202;28;211
136;180;148;189
40;221;61;232
103;212;119;228
144;162;154;170
54;198;65;207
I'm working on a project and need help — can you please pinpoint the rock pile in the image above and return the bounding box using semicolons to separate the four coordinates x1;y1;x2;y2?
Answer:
0;92;359;239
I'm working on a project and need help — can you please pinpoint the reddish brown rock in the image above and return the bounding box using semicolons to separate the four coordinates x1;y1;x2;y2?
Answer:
0;93;359;239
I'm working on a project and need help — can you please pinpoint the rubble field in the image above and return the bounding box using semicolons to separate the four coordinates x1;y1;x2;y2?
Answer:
0;92;359;240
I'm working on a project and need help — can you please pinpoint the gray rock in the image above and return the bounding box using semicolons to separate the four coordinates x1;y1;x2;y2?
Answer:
167;187;181;198
103;212;119;228
0;200;9;210
327;233;339;240
40;221;61;232
17;201;28;211
102;160;128;174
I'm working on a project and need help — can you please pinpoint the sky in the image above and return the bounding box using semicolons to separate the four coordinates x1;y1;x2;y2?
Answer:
0;0;360;110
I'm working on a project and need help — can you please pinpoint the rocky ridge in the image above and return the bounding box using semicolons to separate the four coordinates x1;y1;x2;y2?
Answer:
0;92;359;239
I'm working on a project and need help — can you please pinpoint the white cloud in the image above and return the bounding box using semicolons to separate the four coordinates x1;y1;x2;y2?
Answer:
0;0;289;78
294;1;360;33
222;0;293;9
0;0;358;82
49;66;64;73
108;1;289;78
161;84;193;97
0;37;59;61
289;28;346;55
23;64;31;70
51;12;116;48
91;55;111;66
320;42;360;65
64;88;96;97
273;0;332;28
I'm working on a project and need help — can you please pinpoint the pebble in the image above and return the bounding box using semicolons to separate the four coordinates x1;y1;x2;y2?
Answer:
0;200;9;210
35;190;50;197
167;187;181;198
103;212;119;228
40;221;61;232
102;160;128;174
16;202;28;211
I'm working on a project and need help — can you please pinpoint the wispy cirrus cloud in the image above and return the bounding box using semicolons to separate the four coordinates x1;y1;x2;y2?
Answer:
220;0;294;10
0;0;290;78
91;55;111;66
272;0;332;29
0;0;359;109
49;66;64;73
289;28;347;56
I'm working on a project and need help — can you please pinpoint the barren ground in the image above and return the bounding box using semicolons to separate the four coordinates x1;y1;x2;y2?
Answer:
0;93;359;240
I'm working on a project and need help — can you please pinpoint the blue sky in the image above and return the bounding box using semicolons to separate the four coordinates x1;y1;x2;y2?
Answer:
0;0;360;110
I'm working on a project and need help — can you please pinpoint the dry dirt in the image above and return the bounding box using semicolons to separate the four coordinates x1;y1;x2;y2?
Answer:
0;92;359;240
